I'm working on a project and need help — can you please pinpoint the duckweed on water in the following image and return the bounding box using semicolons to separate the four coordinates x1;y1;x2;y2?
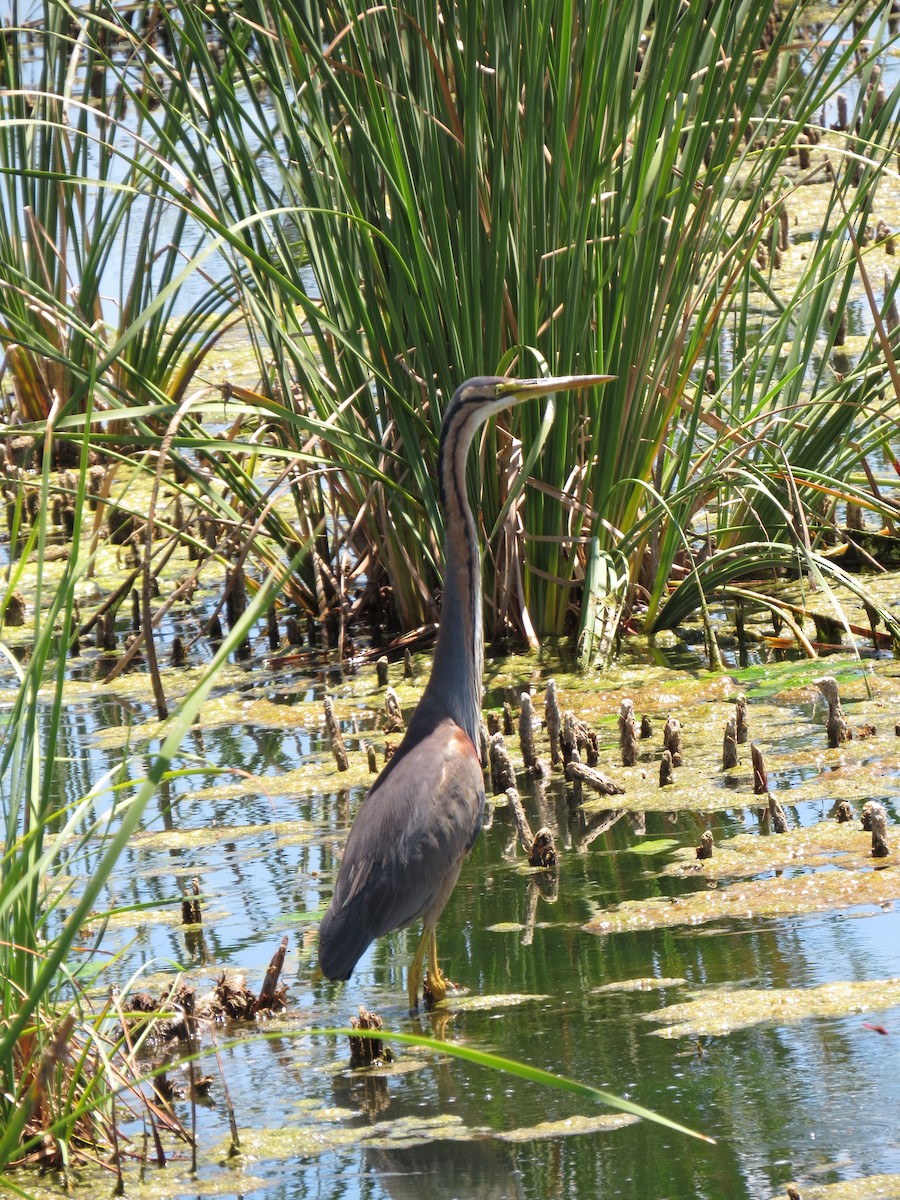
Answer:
584;865;898;936
663;821;878;879
591;977;688;994
438;991;551;1012
771;1175;900;1200
645;977;900;1039
219;1106;637;1162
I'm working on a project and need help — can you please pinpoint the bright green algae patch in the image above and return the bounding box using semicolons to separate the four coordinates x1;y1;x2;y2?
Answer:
643;977;900;1039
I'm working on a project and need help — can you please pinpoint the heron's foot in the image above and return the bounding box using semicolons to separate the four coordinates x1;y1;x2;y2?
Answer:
423;966;458;1009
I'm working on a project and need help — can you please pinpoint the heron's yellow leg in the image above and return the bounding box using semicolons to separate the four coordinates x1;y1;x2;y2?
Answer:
408;925;429;1013
425;928;449;1003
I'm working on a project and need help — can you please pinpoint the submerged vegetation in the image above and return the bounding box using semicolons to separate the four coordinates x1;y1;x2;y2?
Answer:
2;0;900;1193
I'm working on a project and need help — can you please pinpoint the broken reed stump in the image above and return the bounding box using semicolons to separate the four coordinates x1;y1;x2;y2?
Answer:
403;647;413;679
528;828;558;868
567;749;583;805
722;715;738;769
814;675;849;748
735;693;749;744
659;749;675;787
253;934;289;1013
348;1006;393;1067
562;710;578;766
565;759;625;798
752;743;788;832
640;714;653;739
225;564;247;629
545;679;562;767
696;830;714;860
489;733;517;795
862;801;890;858
125;947;291;1042
384;687;404;733
505;786;558;867
833;800;853;823
519;692;537;772
619;698;638;767
323;697;350;771
267;604;280;651
663;715;683;766
366;743;378;773
181;878;202;925
751;742;768;794
376;655;389;687
4;590;24;625
502;701;514;736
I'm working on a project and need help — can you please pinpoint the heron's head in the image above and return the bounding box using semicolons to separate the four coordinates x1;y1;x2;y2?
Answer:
452;373;614;420
437;373;614;498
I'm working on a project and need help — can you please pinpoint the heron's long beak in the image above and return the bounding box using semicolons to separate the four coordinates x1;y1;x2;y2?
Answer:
495;374;615;401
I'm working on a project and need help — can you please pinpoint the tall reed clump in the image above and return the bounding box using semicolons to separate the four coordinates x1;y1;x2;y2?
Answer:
118;0;900;659
0;386;311;1171
0;0;236;432
5;1;900;659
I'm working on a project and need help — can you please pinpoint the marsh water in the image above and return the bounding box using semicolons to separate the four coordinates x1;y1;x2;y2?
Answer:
19;618;900;1200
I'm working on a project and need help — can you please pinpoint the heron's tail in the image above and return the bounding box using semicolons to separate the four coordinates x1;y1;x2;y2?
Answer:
317;903;372;982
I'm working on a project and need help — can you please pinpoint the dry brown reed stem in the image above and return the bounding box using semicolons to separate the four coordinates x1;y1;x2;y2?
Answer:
376;655;389;686
323;697;349;771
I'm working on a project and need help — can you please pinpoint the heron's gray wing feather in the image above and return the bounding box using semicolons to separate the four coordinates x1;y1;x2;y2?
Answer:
317;716;484;981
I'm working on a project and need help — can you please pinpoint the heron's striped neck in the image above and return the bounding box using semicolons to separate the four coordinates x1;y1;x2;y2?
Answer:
420;391;491;750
